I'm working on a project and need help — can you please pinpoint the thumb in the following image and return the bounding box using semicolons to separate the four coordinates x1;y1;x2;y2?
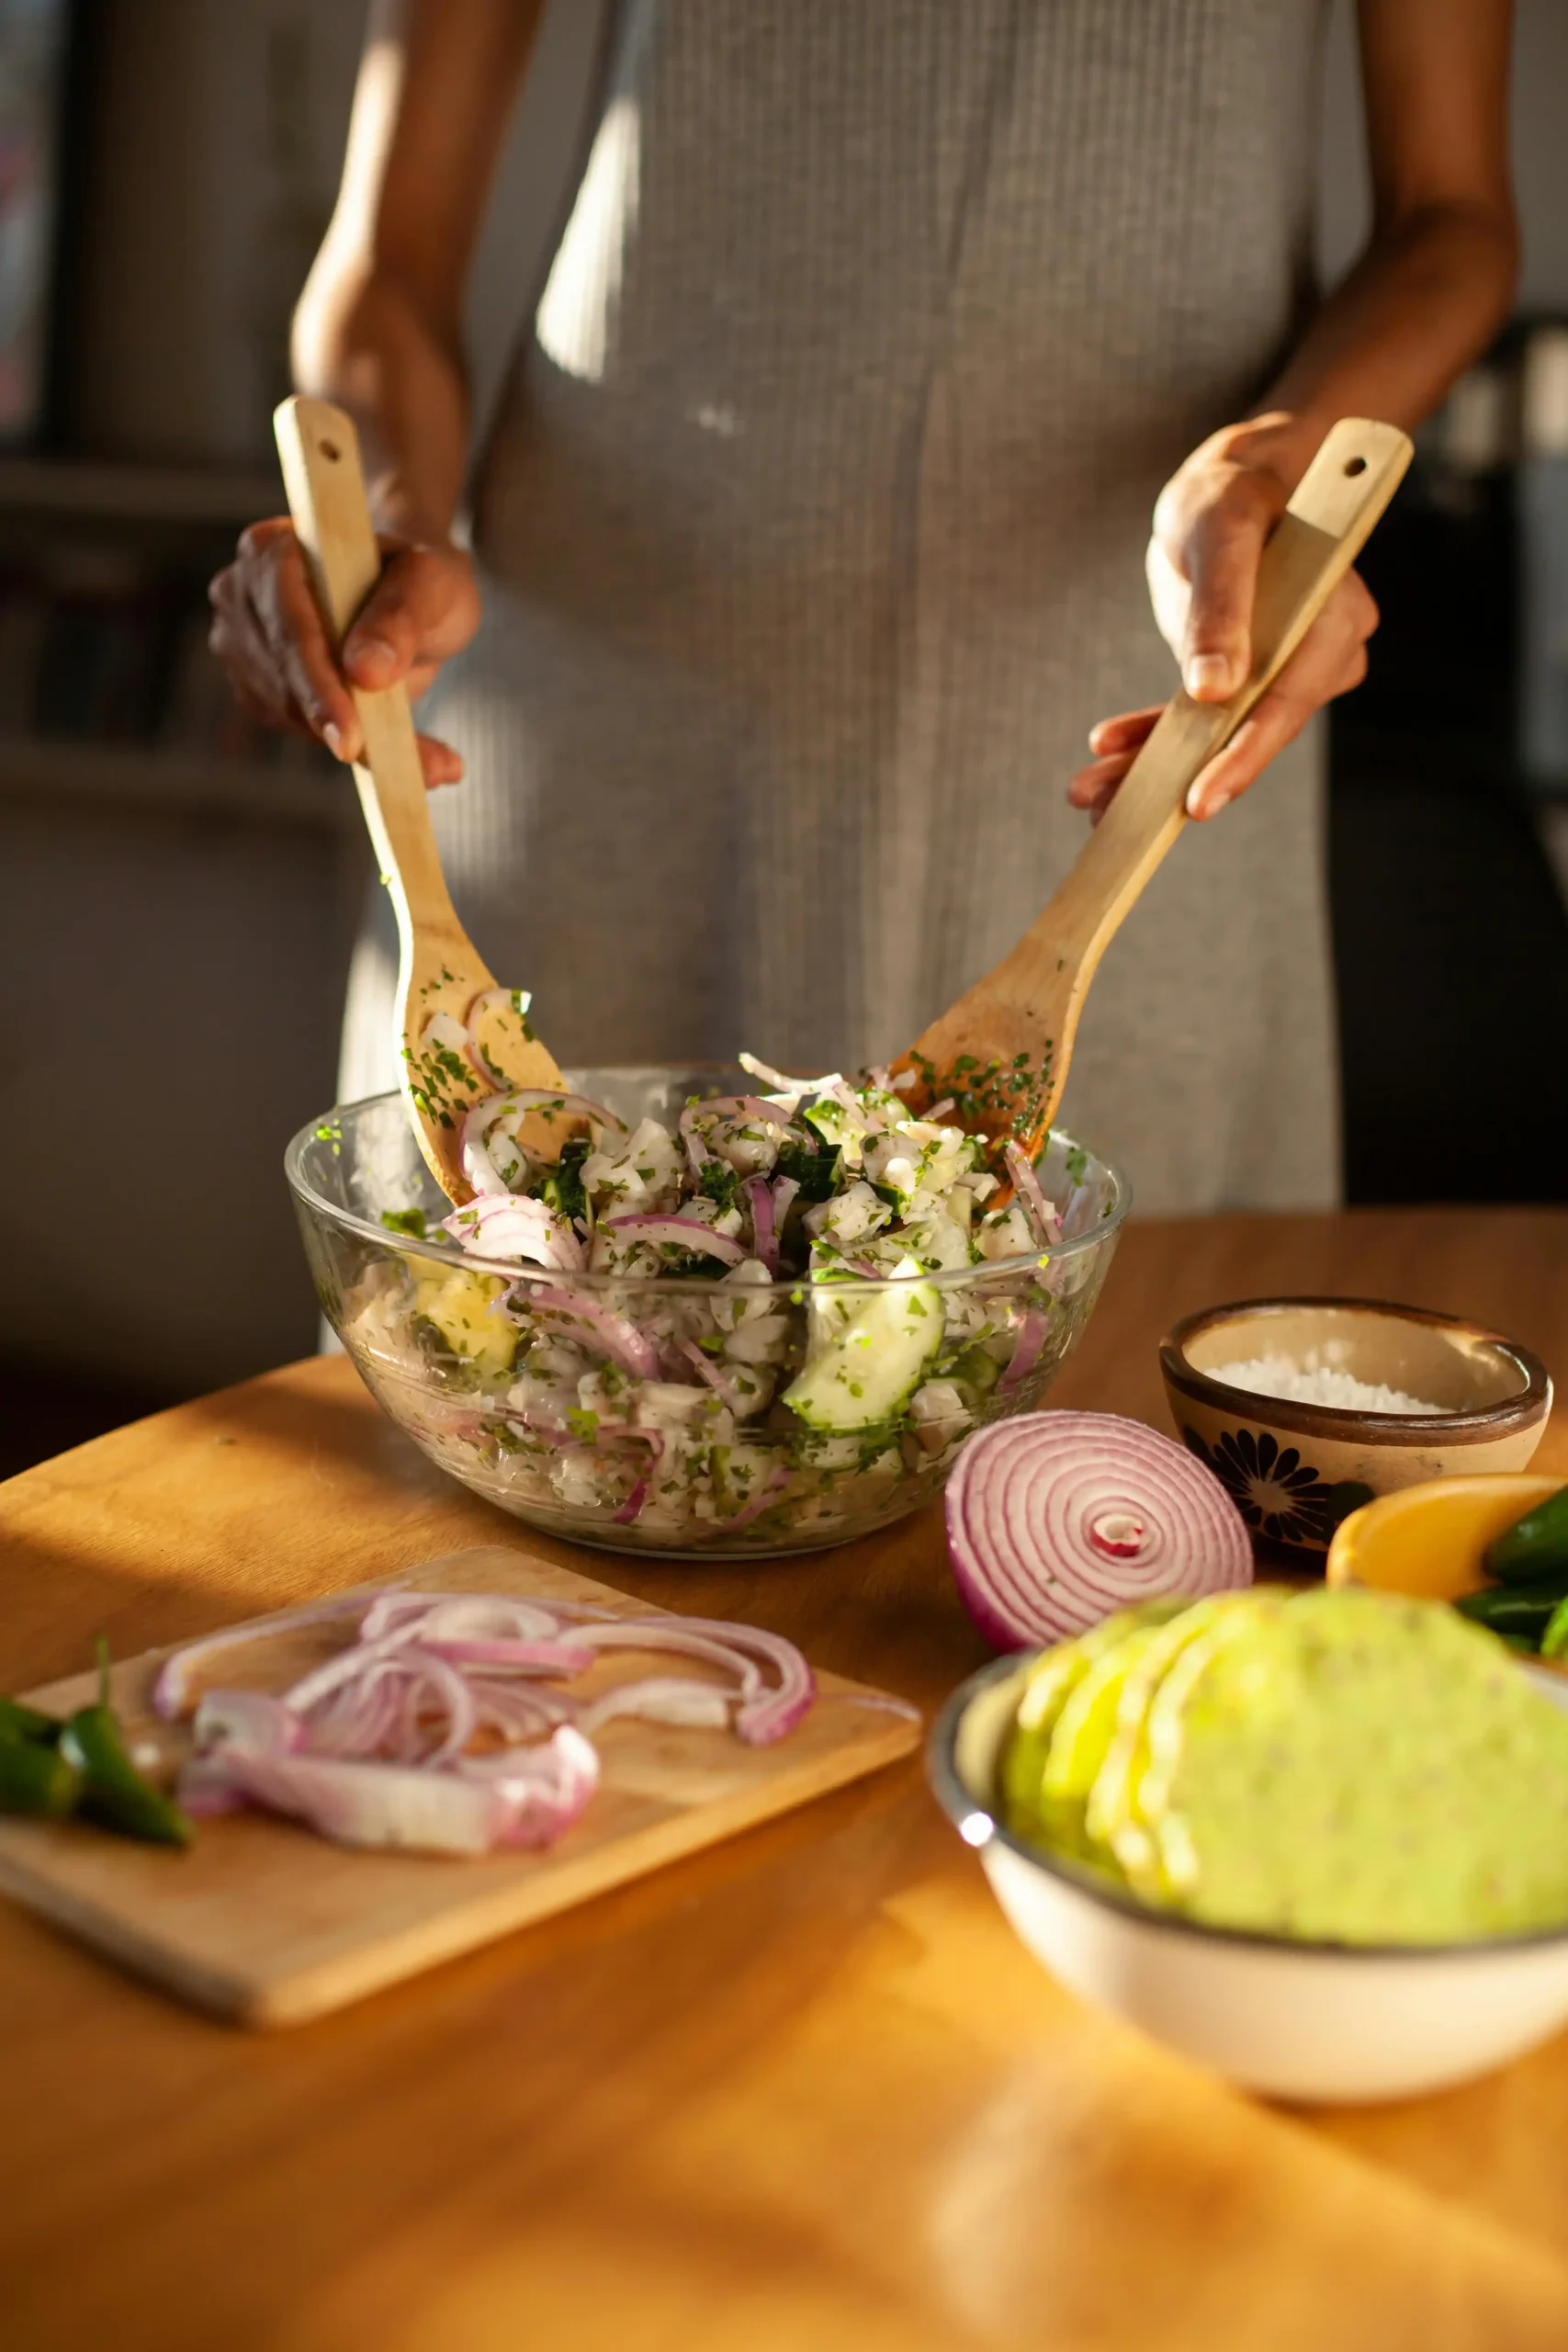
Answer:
343;547;473;690
1178;473;1281;703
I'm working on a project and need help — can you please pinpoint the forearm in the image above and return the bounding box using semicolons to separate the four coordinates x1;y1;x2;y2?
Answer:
292;258;470;548
1240;201;1519;492
288;0;545;546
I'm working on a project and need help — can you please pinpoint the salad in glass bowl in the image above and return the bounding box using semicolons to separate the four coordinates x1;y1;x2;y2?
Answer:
288;1062;1129;1557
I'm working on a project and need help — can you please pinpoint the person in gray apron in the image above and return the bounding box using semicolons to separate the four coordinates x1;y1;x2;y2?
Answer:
211;0;1517;1215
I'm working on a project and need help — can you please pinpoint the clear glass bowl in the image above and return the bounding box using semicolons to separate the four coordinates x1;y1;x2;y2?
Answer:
286;1069;1131;1559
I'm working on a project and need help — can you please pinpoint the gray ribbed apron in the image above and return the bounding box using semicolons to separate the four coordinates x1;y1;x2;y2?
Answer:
342;0;1337;1216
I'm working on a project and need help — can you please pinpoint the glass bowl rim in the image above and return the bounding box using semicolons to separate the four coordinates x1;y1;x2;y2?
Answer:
285;1088;1134;1297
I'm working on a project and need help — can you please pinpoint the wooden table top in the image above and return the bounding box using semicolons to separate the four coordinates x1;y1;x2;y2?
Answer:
6;1207;1568;2352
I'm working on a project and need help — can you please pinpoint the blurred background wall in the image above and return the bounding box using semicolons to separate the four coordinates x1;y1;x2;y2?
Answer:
0;0;1565;1471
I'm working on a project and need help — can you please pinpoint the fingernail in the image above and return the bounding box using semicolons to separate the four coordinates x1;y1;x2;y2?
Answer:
322;720;345;758
1186;780;1234;820
348;633;397;676
1185;653;1234;698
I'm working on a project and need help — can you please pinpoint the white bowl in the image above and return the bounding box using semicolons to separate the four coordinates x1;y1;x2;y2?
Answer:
928;1655;1568;2104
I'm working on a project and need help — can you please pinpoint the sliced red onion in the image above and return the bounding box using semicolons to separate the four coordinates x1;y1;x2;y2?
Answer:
996;1306;1050;1398
602;1214;748;1266
408;1647;479;1768
420;1637;593;1675
708;1461;790;1536
281;1627;425;1718
444;1190;584;1271
462;987;533;1087
156;1584;817;1856
460;1091;531;1198
178;1745;519;1857
557;1616;813;1745
305;1660;411;1758
1001;1141;1062;1250
743;1175;776;1272
611;1430;665;1526
465;1678;575;1740
678;1338;748;1415
470;1085;626;1134
518;1284;663;1378
737;1050;831;1099
452;1724;600;1847
944;1409;1253;1651
359;1593;569;1646
192;1688;299;1757
579;1677;733;1733
152;1595;376;1722
675;1096;793;1180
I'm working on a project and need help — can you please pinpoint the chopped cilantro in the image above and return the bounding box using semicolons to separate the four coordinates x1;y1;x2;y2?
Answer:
699;1159;741;1212
380;1206;428;1238
535;1135;592;1225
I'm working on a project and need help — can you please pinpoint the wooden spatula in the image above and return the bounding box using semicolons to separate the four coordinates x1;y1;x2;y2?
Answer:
275;395;569;1204
891;416;1413;1158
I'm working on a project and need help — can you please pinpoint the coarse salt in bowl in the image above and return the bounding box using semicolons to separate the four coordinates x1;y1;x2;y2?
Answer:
1157;1297;1551;1565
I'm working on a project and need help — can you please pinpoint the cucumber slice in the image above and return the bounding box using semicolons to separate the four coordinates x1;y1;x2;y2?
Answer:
783;1260;942;1432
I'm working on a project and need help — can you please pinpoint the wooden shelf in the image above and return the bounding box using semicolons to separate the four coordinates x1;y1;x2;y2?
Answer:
0;737;354;829
0;456;280;526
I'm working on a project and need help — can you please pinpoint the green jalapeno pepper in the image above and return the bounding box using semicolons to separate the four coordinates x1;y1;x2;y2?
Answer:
1454;1582;1567;1646
1485;1487;1568;1586
58;1640;193;1849
0;1696;62;1744
0;1736;80;1818
1540;1595;1568;1663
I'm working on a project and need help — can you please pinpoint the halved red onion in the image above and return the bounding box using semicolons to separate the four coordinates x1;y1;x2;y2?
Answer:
602;1214;748;1266
944;1410;1252;1650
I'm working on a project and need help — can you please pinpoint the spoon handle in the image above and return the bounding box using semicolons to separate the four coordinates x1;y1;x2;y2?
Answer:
274;395;460;944
1043;416;1413;971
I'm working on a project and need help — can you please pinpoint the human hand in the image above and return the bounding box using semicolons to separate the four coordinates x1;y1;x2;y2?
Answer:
1069;417;1379;822
208;521;480;787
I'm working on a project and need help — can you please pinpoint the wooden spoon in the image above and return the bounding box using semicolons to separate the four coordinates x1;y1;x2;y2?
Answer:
890;416;1414;1158
275;394;569;1204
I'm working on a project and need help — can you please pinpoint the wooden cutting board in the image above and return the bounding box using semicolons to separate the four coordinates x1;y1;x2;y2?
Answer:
0;1544;921;2026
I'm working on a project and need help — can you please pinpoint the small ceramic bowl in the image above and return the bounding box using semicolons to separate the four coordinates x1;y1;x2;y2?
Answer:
1158;1297;1551;1566
929;1651;1568;2103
